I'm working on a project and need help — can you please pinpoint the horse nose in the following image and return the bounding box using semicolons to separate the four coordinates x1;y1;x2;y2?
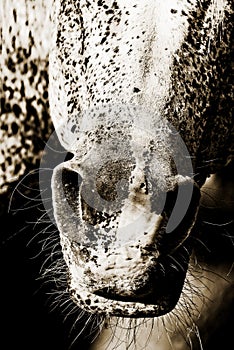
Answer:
52;158;200;253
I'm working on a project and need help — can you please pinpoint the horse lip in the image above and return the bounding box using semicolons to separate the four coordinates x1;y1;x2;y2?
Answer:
92;259;188;310
70;278;184;317
74;242;191;317
73;294;165;318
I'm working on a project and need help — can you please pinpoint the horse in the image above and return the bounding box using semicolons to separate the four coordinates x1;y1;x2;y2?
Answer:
1;0;233;349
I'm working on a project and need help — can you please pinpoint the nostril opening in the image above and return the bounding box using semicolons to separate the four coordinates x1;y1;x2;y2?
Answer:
163;188;178;218
61;168;110;226
62;168;82;215
158;182;201;254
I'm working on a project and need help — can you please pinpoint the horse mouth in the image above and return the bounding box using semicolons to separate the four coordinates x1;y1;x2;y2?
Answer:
53;164;201;317
98;244;189;299
69;239;192;318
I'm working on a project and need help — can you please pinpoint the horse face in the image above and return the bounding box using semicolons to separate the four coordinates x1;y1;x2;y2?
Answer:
49;0;233;317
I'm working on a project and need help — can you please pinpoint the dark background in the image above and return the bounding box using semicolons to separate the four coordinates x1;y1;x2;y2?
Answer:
0;174;94;350
0;134;98;350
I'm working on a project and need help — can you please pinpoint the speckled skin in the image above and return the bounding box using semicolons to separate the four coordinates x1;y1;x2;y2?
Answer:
0;0;53;193
50;0;233;175
50;0;233;318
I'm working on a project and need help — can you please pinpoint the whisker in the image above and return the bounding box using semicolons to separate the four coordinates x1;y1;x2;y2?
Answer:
202;220;234;226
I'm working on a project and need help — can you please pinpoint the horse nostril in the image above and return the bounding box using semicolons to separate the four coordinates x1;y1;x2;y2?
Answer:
158;180;201;254
60;167;111;227
61;167;82;216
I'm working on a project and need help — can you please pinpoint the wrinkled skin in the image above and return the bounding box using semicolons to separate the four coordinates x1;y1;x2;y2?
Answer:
50;0;233;318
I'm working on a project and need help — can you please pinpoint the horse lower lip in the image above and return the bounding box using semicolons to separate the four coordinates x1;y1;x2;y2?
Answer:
91;243;191;315
92;270;187;312
67;239;193;317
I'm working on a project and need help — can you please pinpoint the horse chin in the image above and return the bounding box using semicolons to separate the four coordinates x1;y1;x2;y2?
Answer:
67;239;192;318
